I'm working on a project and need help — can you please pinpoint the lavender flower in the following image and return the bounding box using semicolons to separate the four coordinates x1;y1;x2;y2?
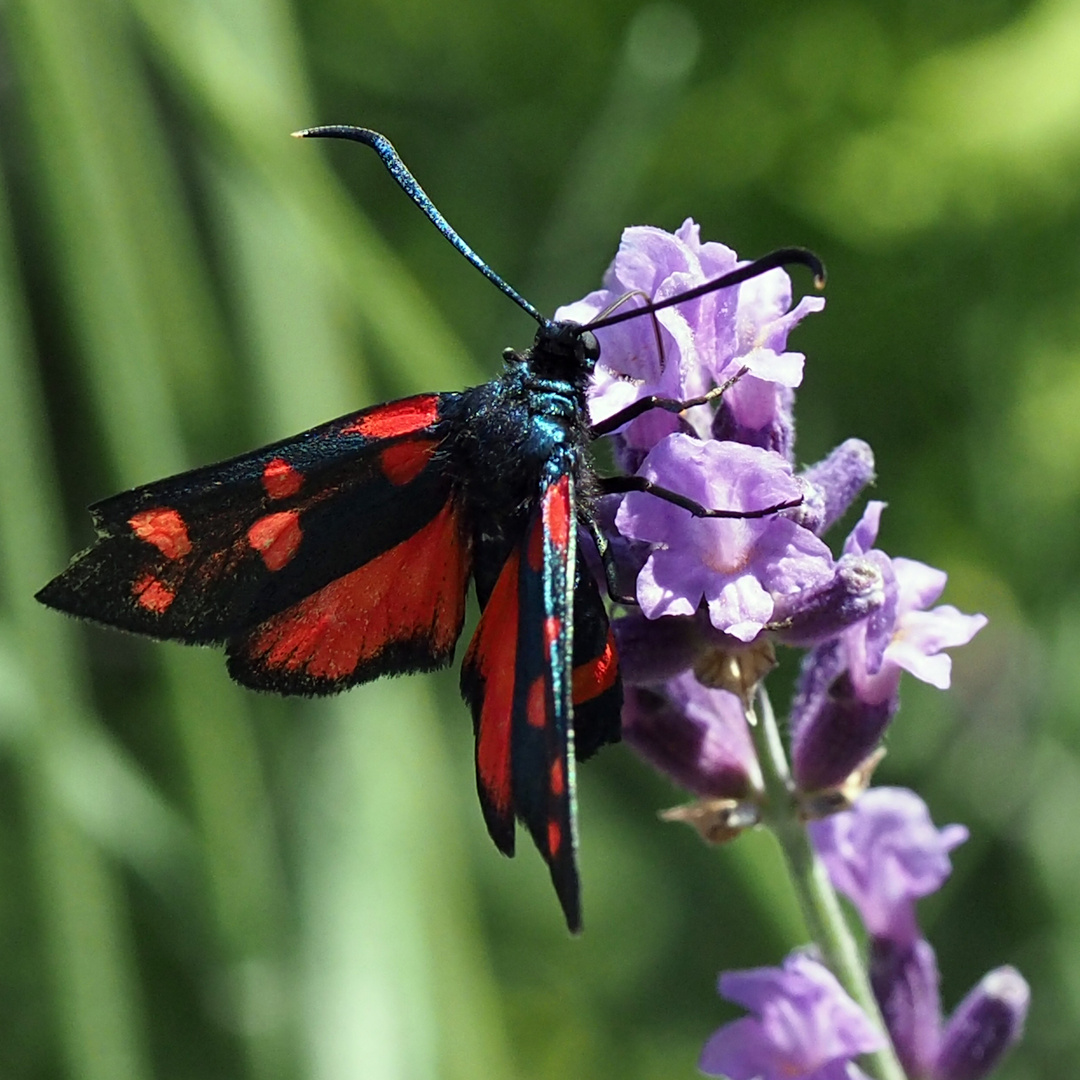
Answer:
558;220;1025;1080
865;947;1030;1080
815;789;962;1078
559;225;887;664
810;790;1028;1080
556;219;822;459
713;266;824;458
809;787;968;944
699;952;884;1080
615;434;834;642
568;224;984;803
841;503;988;703
791;504;986;792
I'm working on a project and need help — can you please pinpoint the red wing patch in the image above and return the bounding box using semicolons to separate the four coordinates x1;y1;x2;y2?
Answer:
342;395;440;438
463;548;520;842
566;565;623;764
572;630;618;705
236;499;468;688
379;439;437;486
549;758;564;796
129;508;191;560
542;476;571;552
262;458;303;499
526;676;547;729
547;820;562;857
132;573;176;613
247;511;303;571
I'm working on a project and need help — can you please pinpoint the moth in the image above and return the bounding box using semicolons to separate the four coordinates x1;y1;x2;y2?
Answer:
38;126;823;930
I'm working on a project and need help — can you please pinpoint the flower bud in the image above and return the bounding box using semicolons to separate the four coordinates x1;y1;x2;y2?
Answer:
934;967;1030;1080
791;669;896;793
622;674;759;798
800;438;876;535
612;610;708;686
870;936;942;1079
772;554;887;648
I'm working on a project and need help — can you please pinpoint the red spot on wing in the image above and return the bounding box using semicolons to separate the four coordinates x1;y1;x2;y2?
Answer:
572;631;619;705
132;573;175;613
466;549;520;816
547;820;562;857
379;439;436;486
527;675;547;729
129;508;191;560
527;474;571;572
342;395;439;438
550;758;565;797
245;500;468;681
262;457;303;499
543;476;571;552
543;616;562;652
247;511;302;571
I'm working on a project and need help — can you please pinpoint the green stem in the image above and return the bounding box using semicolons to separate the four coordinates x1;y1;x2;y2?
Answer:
749;685;908;1080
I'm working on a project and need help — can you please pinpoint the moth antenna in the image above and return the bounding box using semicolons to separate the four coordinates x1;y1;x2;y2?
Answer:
295;125;549;327
585;247;826;332
592;289;666;369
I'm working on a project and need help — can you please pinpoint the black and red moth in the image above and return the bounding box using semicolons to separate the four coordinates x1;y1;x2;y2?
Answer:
37;126;823;931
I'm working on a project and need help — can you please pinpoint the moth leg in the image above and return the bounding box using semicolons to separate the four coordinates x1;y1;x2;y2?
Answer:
584;516;637;606
596;474;802;520
588;366;747;439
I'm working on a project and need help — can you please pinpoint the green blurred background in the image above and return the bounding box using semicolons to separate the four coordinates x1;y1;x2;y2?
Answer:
0;0;1073;1076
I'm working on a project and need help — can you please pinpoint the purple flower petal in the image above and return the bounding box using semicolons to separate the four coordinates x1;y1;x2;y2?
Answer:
892;557;947;610
558;221;822;456
712;380;798;459
832;505;987;704
634;545;714;620
700;953;884;1080
809;788;968;945
734;272;824;363
885;606;988;690
741;347;805;387
843;500;885;558
715;277;824;453
616;434;834;642
703;569;776;643
854;572;987;701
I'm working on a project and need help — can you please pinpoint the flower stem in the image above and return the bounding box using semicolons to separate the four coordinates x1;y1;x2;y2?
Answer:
749;684;908;1080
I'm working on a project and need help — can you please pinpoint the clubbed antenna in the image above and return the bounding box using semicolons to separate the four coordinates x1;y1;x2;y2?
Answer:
294;125;548;327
